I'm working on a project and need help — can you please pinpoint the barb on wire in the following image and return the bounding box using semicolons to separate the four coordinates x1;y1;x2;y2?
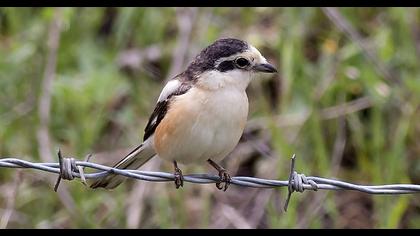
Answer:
284;154;318;212
0;152;419;212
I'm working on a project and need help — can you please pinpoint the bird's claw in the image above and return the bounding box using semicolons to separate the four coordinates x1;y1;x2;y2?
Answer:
174;167;184;189
216;169;231;191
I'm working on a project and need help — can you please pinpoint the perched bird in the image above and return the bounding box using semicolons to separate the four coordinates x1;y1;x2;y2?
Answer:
90;38;277;191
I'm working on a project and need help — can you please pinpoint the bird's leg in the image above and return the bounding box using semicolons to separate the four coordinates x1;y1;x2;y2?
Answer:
207;159;231;191
173;161;184;189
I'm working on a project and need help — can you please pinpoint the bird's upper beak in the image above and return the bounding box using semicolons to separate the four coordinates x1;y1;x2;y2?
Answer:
252;63;278;73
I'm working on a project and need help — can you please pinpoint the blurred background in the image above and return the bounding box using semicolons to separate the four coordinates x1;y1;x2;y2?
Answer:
0;7;420;229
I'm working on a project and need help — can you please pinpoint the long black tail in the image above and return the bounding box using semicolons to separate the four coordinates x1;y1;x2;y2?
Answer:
90;142;156;189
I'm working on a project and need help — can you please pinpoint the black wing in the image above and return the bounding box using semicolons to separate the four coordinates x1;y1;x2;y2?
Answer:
143;80;192;141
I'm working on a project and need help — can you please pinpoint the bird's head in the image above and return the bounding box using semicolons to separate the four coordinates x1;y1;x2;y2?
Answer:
185;38;277;90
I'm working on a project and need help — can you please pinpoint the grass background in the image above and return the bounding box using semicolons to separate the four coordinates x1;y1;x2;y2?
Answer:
0;7;420;228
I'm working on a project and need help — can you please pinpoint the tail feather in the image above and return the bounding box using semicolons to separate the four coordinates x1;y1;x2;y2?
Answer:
90;141;156;189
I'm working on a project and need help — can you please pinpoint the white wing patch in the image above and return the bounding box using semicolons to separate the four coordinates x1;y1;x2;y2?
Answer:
157;79;181;102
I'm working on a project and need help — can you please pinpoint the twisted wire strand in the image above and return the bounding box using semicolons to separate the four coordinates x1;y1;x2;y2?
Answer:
1;154;419;211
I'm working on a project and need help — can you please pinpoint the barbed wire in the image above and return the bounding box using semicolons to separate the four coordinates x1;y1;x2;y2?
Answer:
0;151;419;211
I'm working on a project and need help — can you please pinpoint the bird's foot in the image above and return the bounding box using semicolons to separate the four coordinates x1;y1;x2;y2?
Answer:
216;169;231;192
173;161;184;189
207;159;232;191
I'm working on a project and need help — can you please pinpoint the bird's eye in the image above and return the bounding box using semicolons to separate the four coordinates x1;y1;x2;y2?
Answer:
235;57;250;68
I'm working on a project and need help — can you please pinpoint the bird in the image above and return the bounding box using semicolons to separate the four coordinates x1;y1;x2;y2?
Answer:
90;38;277;191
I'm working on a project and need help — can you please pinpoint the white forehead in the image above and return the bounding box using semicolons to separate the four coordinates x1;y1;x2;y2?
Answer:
215;44;267;66
248;45;267;63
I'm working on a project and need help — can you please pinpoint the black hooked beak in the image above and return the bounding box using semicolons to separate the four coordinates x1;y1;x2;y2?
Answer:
252;63;278;73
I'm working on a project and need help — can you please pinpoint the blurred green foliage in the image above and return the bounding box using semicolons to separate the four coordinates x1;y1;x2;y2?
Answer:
0;7;419;228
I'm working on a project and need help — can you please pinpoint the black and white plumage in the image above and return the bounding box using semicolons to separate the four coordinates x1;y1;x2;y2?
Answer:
90;38;277;190
144;38;250;141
